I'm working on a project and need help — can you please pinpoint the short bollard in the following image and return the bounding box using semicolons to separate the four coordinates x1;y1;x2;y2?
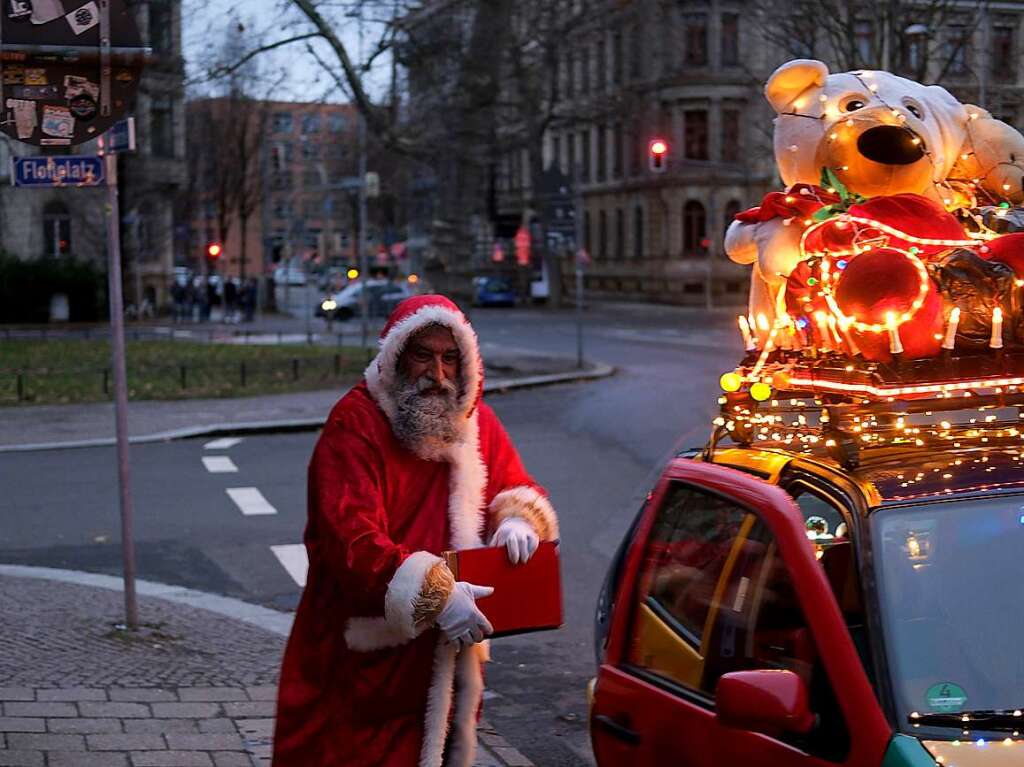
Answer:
16;372;24;401
292;358;299;381
179;364;187;390
240;361;247;387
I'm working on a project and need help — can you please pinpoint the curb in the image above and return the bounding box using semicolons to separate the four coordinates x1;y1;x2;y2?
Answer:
0;362;615;453
0;564;294;636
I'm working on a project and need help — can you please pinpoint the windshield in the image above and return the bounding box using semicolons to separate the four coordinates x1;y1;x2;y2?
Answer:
873;496;1024;730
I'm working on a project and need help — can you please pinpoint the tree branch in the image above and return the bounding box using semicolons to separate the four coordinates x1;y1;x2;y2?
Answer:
202;32;324;82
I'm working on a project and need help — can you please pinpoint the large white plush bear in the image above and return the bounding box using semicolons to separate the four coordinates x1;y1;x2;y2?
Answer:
726;59;971;323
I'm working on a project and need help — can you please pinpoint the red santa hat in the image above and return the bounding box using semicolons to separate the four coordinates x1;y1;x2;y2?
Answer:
364;294;484;432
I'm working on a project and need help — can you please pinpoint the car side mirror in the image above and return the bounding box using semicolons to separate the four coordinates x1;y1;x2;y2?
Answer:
715;670;816;737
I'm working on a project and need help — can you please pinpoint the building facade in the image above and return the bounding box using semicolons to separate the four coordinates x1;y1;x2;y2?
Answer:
186;99;360;282
0;0;185;315
487;0;1024;305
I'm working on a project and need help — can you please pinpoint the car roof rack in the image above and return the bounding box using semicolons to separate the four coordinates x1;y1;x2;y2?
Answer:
706;351;1024;470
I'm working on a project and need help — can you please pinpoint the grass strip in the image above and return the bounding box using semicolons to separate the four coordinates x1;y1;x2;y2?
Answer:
0;339;368;405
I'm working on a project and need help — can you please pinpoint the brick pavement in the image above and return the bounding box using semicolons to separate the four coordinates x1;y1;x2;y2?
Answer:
0;573;535;766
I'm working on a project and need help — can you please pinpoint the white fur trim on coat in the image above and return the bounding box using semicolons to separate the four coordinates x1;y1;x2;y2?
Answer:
444;411;488;551
364;304;482;438
490;485;560;542
383;550;443;640
420;639;457;767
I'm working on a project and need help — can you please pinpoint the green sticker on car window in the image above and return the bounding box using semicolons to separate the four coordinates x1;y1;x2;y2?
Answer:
925;683;968;713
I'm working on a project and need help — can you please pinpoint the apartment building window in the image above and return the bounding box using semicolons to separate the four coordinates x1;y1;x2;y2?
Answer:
273;198;293;220
597;124;607;182
721;13;739;67
42;201;71;257
328;113;348;133
148;0;172;54
599;210;608;259
568;131;577;176
683;14;708;67
581;129;591;182
854;20;873;67
584;209;592;254
630;119;642;176
629;22;643;79
552;55;560;101
552;134;562;173
721;109;740;162
302;143;320;160
633;205;644;258
723;200;743;235
612;31;623;85
596;36;607;91
945;24;969;74
581;45;591;93
302;114;322;134
566;52;575;98
992;22;1017;81
272;112;293;134
684;110;709;160
150;97;174;158
271;171;292;190
615;208;624;259
682;200;707;257
613;122;623;179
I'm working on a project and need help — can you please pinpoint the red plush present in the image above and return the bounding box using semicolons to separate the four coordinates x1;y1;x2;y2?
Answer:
978;232;1024;276
834;248;944;362
803;194;968;261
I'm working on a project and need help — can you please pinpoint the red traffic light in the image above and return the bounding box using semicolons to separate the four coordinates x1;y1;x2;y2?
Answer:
207;243;222;259
648;139;668;173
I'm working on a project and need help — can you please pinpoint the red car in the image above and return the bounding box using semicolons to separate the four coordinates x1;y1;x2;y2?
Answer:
589;443;1024;767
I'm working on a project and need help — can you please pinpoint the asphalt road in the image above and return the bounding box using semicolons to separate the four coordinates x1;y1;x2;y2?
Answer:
0;303;742;766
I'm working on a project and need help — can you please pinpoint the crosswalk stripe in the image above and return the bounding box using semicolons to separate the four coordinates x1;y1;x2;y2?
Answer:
271;544;308;588
204;437;243;450
202;456;238;473
226;487;277;516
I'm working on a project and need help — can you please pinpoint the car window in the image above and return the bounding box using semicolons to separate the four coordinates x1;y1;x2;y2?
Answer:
626;483;748;686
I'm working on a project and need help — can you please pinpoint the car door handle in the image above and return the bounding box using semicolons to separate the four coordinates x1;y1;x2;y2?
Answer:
594;714;640;744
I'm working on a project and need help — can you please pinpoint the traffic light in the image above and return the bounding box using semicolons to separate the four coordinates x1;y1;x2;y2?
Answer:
207;243;222;260
648;138;668;173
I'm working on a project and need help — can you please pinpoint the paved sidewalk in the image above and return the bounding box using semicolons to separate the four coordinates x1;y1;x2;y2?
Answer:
0;570;534;766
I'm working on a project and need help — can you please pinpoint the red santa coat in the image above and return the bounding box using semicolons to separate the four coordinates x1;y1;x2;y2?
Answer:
274;295;559;767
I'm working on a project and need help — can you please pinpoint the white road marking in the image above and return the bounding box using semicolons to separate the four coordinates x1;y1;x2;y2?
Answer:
226;487;278;516
202;456;238;473
271;544;308;587
204;437;243;450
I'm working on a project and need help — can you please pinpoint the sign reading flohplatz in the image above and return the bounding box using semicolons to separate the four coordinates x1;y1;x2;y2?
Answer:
11;155;104;186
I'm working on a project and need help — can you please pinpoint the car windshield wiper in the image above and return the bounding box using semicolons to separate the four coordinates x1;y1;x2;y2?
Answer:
910;709;1024;731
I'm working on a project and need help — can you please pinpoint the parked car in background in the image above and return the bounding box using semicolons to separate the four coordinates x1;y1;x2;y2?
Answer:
473;276;517;307
317;280;411;320
274;266;307;286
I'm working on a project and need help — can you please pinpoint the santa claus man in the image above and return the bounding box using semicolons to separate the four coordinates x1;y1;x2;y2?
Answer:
273;294;559;767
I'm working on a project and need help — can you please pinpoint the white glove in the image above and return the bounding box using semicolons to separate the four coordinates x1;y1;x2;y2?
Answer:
489;517;539;565
437;581;494;650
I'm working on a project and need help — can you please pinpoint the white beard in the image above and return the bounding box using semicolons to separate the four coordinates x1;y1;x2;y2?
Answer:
393;375;463;460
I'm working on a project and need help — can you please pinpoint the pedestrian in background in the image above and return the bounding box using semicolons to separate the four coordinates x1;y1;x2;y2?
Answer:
273;294;559;767
223;278;238;324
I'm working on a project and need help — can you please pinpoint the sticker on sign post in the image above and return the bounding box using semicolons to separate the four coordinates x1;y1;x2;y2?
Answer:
41;104;74;137
925;683;968;713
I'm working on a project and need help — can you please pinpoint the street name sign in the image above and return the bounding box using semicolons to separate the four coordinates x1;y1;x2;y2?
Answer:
11;154;104;186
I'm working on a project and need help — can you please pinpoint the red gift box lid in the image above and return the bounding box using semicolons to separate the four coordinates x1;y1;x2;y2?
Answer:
444;541;563;638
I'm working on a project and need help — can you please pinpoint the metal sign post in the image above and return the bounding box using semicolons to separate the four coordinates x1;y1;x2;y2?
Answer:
102;146;138;629
572;161;587;369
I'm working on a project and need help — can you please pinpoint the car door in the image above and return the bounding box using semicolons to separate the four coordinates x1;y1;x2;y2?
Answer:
590;459;890;767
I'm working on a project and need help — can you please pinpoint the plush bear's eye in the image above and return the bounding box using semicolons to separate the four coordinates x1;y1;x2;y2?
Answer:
843;98;866;112
906;103;924;119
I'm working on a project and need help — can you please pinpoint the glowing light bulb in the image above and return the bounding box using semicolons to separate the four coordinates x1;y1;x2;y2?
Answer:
720;372;743;392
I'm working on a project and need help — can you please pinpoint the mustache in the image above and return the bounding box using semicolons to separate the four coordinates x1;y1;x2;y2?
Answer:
414;375;458;395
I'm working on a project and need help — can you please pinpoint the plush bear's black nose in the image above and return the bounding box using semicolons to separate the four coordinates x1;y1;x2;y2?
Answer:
857;126;926;165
